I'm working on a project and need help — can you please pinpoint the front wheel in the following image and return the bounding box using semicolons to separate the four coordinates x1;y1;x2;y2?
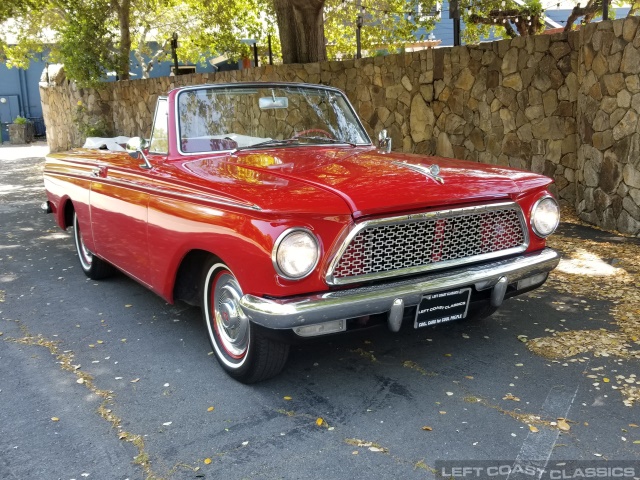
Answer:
73;212;114;280
202;261;289;383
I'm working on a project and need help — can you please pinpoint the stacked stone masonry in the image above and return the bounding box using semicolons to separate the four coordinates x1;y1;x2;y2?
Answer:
40;17;640;236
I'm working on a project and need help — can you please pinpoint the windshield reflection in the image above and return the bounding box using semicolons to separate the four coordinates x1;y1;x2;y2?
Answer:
177;85;370;154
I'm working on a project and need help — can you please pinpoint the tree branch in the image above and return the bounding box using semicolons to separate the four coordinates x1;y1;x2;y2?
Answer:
468;13;518;37
564;0;602;32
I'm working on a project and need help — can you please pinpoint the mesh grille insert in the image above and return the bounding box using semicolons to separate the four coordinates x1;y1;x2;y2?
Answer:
332;207;526;281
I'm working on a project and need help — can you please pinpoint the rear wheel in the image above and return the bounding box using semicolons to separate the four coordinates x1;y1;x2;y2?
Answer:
202;260;289;383
73;212;114;280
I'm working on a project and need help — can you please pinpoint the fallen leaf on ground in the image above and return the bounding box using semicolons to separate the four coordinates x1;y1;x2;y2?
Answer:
51;417;59;422
503;393;521;402
421;426;433;431
130;378;140;383
204;458;212;465
207;406;214;412
316;417;328;427
557;418;571;431
283;396;292;401
529;425;539;433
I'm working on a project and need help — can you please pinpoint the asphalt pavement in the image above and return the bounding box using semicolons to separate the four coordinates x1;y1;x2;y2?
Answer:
1;143;638;480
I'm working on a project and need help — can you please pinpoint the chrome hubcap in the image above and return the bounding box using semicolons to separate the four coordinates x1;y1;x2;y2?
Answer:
80;239;93;264
213;273;249;358
74;215;93;268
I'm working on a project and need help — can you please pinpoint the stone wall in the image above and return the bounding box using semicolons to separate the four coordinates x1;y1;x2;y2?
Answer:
577;18;640;234
40;17;640;236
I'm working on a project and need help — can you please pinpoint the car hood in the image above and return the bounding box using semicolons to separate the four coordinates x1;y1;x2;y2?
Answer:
183;147;552;218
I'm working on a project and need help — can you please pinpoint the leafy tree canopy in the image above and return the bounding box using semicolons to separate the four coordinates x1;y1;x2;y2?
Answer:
0;0;275;85
324;0;438;58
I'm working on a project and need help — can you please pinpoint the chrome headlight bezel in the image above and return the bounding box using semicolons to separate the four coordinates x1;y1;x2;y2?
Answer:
272;228;320;280
531;195;560;238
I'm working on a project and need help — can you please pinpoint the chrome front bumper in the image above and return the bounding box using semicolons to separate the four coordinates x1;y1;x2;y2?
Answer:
240;248;560;331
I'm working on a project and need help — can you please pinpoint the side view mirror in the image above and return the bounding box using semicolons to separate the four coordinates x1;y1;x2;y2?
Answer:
126;137;152;169
378;129;392;154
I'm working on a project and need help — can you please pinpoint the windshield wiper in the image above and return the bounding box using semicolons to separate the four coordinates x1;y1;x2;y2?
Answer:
233;136;357;153
233;138;300;152
293;136;357;147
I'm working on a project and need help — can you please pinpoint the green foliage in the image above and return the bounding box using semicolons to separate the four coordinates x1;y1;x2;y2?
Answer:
13;116;30;125
1;0;276;84
53;0;120;86
324;0;437;59
462;0;545;43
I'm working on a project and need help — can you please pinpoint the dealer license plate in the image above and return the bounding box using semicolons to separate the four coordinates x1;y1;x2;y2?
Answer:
414;288;472;328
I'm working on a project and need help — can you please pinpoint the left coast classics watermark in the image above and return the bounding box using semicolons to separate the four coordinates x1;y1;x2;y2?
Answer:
434;461;640;479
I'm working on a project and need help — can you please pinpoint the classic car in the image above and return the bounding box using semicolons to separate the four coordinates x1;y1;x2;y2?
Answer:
43;82;560;383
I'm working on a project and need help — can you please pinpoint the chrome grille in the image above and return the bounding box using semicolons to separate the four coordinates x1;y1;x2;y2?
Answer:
329;203;527;285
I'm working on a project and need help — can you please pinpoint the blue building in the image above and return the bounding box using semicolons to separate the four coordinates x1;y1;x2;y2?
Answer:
0;51;48;142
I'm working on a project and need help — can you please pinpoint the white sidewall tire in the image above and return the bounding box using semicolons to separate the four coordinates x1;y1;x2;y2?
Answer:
203;263;250;370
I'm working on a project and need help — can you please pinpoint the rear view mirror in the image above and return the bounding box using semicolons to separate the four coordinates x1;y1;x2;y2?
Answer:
126;137;149;153
259;97;288;109
126;137;152;169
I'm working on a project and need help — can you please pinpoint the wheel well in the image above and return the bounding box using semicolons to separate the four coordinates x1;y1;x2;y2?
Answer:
173;250;219;307
63;200;75;229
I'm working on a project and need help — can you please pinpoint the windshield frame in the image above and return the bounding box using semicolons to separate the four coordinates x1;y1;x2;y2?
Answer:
173;82;372;156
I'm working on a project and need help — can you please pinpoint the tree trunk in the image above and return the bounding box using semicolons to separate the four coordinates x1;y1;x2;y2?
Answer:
273;0;326;64
114;0;131;80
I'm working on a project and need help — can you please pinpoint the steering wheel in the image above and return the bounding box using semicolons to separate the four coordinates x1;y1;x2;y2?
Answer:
292;128;334;139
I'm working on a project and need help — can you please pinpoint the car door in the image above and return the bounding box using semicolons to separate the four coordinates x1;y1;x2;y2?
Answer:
89;158;151;286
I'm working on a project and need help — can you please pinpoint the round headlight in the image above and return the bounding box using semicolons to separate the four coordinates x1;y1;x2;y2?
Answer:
273;229;320;280
531;196;560;238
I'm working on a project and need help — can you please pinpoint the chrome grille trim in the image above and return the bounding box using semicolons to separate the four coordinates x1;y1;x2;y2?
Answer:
326;202;529;285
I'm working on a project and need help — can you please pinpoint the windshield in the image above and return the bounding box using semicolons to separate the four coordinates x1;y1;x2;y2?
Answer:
177;85;370;153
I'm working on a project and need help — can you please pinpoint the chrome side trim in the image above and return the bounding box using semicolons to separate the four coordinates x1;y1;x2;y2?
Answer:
240;248;559;330
44;171;262;211
325;201;529;285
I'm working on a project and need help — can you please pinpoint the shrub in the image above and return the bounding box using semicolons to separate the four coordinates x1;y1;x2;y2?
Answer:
13;116;30;125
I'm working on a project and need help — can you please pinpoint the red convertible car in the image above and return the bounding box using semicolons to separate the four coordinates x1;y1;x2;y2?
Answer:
43;82;560;382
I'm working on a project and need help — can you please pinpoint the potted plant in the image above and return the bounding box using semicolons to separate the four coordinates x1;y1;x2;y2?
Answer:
8;116;35;144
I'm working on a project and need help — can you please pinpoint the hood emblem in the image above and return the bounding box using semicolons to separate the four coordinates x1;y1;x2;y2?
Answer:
392;161;444;184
